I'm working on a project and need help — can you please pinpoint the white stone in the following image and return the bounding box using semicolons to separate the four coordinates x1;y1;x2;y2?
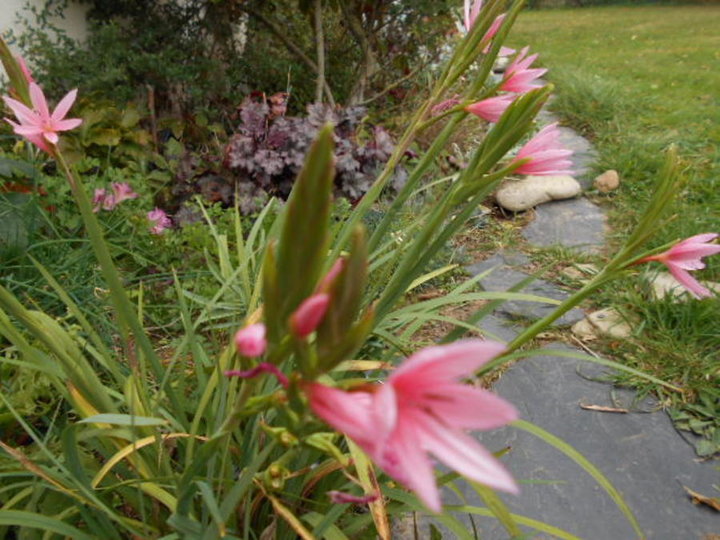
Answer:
496;175;582;212
594;170;620;193
572;308;633;340
647;272;720;301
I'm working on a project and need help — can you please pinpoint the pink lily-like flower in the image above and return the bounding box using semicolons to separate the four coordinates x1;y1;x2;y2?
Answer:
147;208;172;234
512;123;573;176
466;95;515;123
500;47;547;93
3;82;82;153
306;339;518;512
464;0;484;32
111;182;139;205
639;233;720;298
290;293;330;338
234;323;267;357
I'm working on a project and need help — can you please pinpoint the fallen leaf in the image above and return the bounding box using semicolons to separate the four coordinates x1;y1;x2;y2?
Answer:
683;486;720;512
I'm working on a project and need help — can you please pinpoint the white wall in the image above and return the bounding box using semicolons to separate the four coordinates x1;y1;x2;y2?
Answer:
0;0;89;46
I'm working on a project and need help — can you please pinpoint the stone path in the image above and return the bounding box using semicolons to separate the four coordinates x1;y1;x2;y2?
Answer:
420;115;719;538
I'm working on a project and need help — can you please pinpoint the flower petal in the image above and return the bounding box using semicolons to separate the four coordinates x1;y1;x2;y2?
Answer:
419;383;518;430
29;83;50;120
667;265;711;299
51;89;78;122
392;340;506;384
415;410;519;495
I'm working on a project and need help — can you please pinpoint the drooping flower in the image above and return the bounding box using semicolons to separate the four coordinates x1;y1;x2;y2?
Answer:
306;340;518;512
3;82;82;153
500;47;547;93
464;0;484;32
511;123;573;176
147;208;172;234
234;323;268;357
225;362;289;389
92;182;139;212
465;95;515;123
639;233;720;298
290;293;330;338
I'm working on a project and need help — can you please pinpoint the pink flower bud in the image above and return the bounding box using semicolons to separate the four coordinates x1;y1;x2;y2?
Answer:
316;258;345;293
290;293;330;338
234;323;267;357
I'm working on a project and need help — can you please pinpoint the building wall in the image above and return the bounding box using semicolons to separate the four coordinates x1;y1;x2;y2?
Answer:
0;0;89;46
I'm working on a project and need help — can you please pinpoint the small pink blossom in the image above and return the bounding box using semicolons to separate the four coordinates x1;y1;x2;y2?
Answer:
147;208;172;234
306;340;518;512
92;182;138;212
111;182;138;205
512;123;573;176
465;95;515;123
290;293;330;338
500;47;547;93
464;0;484;32
234;323;267;357
639;233;720;298
3;82;82;153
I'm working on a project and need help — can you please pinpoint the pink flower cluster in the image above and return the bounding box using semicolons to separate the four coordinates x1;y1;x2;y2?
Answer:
92;182;138;212
306;340;518;512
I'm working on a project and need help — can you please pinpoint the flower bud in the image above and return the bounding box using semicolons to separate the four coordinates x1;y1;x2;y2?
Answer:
234;323;267;357
290;293;330;338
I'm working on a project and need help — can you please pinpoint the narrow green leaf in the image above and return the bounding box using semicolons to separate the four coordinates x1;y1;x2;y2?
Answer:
0;510;95;540
78;414;168;427
513;420;644;538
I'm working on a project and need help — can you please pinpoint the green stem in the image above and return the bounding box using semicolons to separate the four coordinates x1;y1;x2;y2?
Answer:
55;150;183;417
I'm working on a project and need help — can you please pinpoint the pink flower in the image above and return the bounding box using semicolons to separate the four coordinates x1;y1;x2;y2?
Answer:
500;47;547;93
3;82;82;153
147;208;172;234
464;0;484;32
290;293;330;338
639;233;720;298
306;340;518;512
234;323;267;357
465;95;515;123
511;123;573;176
111;182;138;205
92;183;139;212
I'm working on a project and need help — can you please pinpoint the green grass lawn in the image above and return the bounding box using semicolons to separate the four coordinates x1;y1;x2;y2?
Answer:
510;5;720;456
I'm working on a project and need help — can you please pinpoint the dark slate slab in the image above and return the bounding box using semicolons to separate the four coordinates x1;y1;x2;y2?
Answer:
523;198;606;254
466;252;585;326
453;345;720;540
477;314;522;343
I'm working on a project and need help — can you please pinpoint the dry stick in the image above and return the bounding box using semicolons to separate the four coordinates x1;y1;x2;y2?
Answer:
244;7;335;107
313;0;325;104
